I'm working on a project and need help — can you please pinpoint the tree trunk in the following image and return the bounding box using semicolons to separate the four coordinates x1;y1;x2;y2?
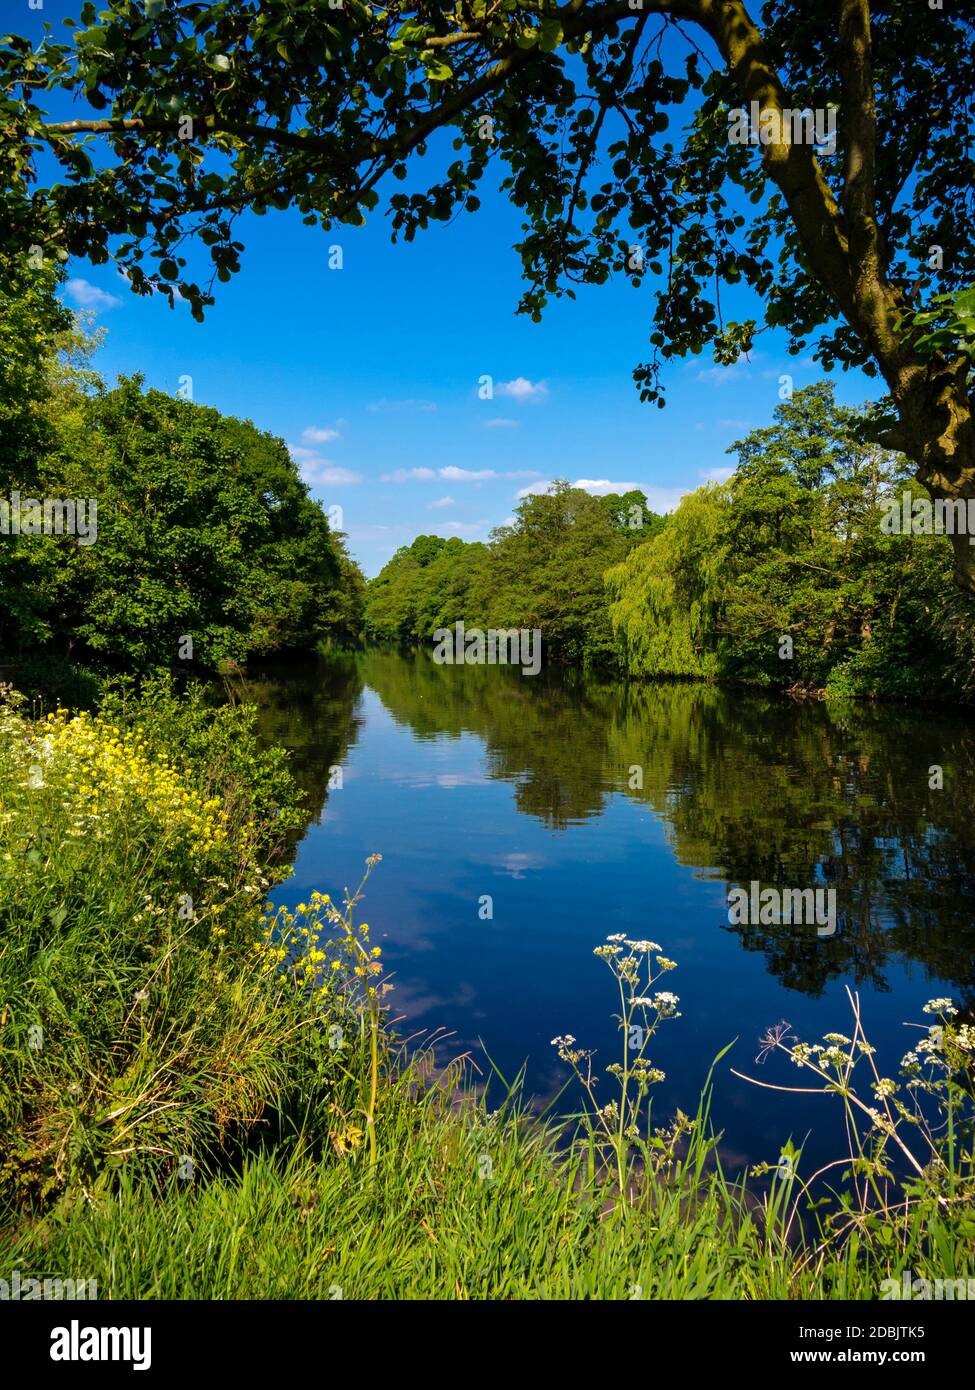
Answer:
895;362;975;594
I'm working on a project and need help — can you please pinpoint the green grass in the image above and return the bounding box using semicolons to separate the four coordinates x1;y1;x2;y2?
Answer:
1;681;973;1300
6;1055;973;1300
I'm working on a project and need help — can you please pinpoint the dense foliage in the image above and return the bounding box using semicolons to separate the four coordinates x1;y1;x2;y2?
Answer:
606;384;975;701
5;2;975;590
364;483;662;667
363;386;975;700
0;268;363;684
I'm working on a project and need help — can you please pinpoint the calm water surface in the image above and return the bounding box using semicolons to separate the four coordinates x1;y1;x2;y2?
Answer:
251;650;975;1172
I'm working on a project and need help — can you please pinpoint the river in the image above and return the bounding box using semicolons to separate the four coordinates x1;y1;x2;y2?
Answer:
248;648;975;1174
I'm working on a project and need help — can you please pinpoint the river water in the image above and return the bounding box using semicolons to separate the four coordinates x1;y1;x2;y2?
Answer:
251;649;975;1173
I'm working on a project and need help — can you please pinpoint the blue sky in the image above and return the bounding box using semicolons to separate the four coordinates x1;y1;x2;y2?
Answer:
27;7;882;577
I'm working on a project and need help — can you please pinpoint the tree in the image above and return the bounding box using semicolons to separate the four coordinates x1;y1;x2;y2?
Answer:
362;534;486;642
364;483;658;665
469;480;658;664
0;272;362;673
56;376;353;671
3;1;975;588
607;383;971;698
0;255;75;658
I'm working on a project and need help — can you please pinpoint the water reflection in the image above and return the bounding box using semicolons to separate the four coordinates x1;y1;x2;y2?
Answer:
354;650;975;1003
252;648;975;1166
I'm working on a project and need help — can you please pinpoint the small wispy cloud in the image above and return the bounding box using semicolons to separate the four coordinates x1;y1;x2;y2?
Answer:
482;417;520;429
438;466;500;483
717;418;750;430
495;377;548;402
301;461;361;486
384;466;540;484
691;351;764;386
695;364;747;384
429;496;455;509
302;425;341;444
65;278;121;311
381;467;437;482
703;465;736;484
288;444;360;486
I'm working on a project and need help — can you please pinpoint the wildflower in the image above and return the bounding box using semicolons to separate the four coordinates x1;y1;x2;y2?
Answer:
923;997;957;1017
756;1020;794;1064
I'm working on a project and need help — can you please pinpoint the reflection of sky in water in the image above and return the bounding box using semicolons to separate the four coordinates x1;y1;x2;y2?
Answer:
268;658;974;1175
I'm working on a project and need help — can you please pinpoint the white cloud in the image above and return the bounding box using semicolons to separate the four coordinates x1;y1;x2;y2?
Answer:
641;486;692;513
385;466;541;485
717;418;750;430
516;481;553;499
441;466;540;483
441;520;489;536
288;445;360;486
691;351;765;386
439;466;499;482
695;364;747;384
703;465;736;484
302;426;341;444
65;278;121;311
429;496;455;509
381;467;437;482
368;398;437;413
301;460;362;486
496;377;548;402
483;417;520;429
573;478;641;496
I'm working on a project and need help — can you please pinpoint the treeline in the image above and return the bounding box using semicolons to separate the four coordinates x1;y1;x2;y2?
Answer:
608;384;975;702
366;384;975;703
0;258;364;694
363;485;663;668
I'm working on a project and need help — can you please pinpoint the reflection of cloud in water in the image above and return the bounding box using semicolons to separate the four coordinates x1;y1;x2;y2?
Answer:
381;770;486;789
498;851;545;879
387;975;482;1026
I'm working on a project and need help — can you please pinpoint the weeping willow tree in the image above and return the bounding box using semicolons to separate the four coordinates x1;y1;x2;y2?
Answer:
606;486;730;679
607;383;975;697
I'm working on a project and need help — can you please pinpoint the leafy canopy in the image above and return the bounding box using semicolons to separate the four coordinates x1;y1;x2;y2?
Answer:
3;1;971;399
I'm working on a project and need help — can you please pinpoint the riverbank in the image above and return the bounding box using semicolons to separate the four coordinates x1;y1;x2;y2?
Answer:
1;680;972;1299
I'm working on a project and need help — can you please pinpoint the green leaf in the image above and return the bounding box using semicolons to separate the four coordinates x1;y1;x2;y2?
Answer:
538;19;563;53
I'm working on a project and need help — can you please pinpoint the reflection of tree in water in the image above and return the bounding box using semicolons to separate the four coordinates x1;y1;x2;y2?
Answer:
227;654;365;859
359;649;975;1002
